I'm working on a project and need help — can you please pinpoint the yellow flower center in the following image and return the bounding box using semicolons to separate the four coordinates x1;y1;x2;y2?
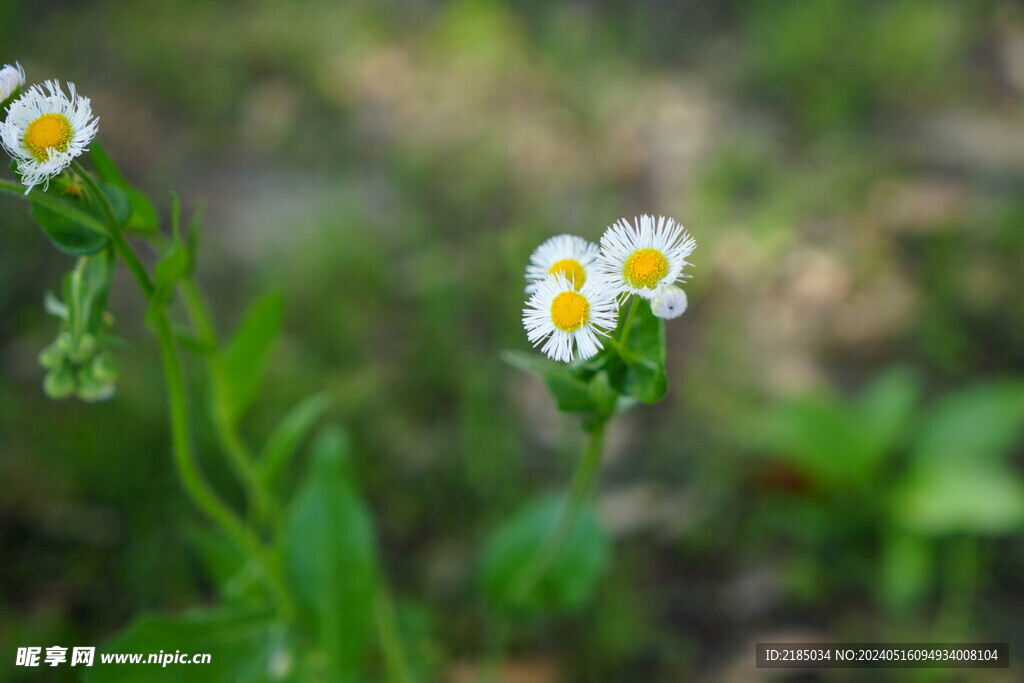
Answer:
548;258;586;288
24;113;73;162
550;290;590;332
623;248;668;289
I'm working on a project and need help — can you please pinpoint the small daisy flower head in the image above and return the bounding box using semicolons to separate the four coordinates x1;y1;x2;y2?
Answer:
1;80;99;193
597;215;696;299
523;274;618;363
651;285;689;320
0;62;25;105
524;234;600;294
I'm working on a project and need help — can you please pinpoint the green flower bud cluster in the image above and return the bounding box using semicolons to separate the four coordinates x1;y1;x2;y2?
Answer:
39;330;119;402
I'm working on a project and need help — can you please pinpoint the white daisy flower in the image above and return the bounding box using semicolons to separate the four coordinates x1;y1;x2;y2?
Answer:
524;234;600;294
597;215;696;299
523;274;618;363
1;80;99;194
0;62;25;104
651;285;689;320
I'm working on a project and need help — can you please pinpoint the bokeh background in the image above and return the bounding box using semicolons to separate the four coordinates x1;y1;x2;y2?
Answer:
3;0;1024;681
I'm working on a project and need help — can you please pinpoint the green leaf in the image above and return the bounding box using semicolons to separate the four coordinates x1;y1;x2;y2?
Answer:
756;396;874;485
912;381;1024;466
29;196;109;255
188;527;264;607
479;494;610;614
503;350;598;413
609;299;667;403
83;610;277;682
79;251;116;333
99;182;132;228
260;393;331;485
151;195;191;306
894;464;1024;535
91;141;158;231
282;428;378;678
90;141;127;186
221;290;284;420
857;367;920;463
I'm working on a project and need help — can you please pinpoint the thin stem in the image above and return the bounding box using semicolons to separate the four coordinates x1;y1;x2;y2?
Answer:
180;279;281;530
152;310;295;618
509;419;609;604
70;162;153;298
375;588;414;683
67;160;293;618
616;296;640;346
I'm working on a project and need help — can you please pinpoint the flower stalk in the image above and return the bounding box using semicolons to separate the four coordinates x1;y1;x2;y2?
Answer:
68;160;295;619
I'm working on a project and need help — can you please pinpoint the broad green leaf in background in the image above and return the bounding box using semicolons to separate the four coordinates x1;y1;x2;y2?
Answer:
91;141;159;231
893;380;1024;536
894;464;1024;536
856;367;920;462
479;494;610;615
259;392;331;485
220;290;284;421
911;381;1024;466
756;396;874;485
83;610;278;683
283;427;378;679
608;299;667;403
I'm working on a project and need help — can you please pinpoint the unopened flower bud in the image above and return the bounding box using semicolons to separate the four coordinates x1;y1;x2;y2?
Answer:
57;331;75;353
43;367;76;400
38;343;65;370
651;286;688;320
76;371;115;402
71;333;97;362
90;351;119;384
0;62;25;108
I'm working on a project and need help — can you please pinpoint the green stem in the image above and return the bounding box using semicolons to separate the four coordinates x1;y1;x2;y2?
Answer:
375;589;414;683
509;418;609;604
69;162;153;298
64;161;293;618
617;296;640;346
151;310;294;619
180;279;280;530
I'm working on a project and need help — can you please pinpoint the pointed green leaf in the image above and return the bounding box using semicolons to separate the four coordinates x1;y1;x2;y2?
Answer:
82;610;277;682
91;141;158;231
260;393;331;485
857;367;920;463
912;381;1024;466
894;464;1024;535
221;290;284;420
504;350;598;412
283;428;378;679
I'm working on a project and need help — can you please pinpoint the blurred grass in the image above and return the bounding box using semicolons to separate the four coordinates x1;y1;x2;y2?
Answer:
2;0;1024;680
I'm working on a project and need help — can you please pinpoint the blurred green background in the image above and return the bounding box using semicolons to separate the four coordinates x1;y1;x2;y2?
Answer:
2;0;1024;680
